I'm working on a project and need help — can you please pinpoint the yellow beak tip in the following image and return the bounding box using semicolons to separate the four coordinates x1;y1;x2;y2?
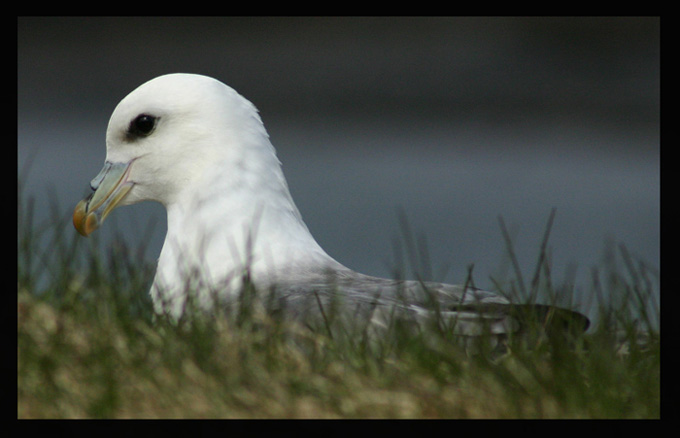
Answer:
73;160;135;237
73;200;97;237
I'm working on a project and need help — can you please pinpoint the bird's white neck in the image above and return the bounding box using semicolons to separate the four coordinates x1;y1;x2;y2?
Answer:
150;138;344;318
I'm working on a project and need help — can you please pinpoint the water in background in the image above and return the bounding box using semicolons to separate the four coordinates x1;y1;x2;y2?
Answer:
18;18;659;320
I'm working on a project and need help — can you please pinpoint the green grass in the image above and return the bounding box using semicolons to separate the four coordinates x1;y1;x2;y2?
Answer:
17;187;660;418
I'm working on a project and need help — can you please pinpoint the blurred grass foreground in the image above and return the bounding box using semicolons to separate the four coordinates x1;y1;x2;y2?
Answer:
17;182;659;418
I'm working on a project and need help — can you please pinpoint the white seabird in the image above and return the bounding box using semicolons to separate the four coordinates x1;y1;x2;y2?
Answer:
73;73;588;344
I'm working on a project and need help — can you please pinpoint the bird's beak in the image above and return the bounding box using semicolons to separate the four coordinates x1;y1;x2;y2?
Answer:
73;161;134;236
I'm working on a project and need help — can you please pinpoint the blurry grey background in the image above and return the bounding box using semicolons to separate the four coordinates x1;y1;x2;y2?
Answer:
18;17;659;311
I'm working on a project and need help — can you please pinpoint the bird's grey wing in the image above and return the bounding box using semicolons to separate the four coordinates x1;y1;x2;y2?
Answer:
268;269;589;344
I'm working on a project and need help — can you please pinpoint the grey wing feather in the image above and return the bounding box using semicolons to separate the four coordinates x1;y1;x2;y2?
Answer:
269;269;589;343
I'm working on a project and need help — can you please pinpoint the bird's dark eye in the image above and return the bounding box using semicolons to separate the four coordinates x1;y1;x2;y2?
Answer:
127;114;158;138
